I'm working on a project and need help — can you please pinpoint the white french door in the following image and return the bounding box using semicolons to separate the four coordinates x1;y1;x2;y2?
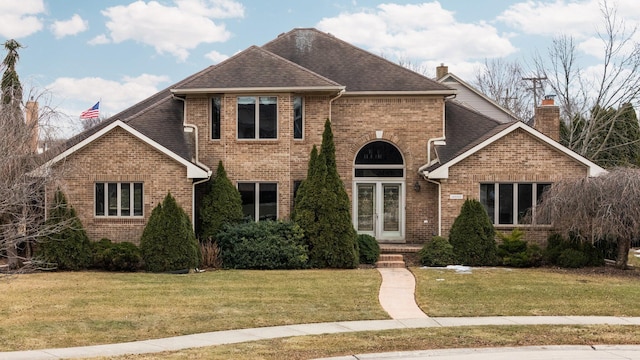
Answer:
355;182;403;241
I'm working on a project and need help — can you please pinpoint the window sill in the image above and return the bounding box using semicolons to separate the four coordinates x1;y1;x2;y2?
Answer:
494;224;553;228
94;217;145;224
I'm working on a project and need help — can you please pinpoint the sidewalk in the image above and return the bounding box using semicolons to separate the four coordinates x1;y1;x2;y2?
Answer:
2;268;640;360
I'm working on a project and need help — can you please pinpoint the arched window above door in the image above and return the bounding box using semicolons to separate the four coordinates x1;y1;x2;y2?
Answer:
354;141;404;178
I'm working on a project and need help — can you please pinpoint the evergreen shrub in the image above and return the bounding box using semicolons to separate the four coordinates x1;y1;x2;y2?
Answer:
92;238;142;271
216;220;308;269
140;193;201;272
357;234;380;264
199;161;243;241
497;229;542;267
449;199;498;266
36;190;92;270
544;233;604;268
419;236;455;267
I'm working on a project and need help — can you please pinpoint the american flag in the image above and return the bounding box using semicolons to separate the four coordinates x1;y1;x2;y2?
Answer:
80;102;100;119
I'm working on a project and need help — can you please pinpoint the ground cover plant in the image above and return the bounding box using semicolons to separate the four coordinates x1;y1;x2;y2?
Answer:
0;270;384;351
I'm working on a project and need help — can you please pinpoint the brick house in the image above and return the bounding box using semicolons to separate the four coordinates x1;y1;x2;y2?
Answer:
43;28;605;245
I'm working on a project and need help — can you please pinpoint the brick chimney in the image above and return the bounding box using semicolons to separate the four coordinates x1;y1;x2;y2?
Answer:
534;95;560;142
25;99;39;152
436;63;448;79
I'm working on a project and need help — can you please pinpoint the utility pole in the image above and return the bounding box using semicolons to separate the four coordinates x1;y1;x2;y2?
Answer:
522;76;547;107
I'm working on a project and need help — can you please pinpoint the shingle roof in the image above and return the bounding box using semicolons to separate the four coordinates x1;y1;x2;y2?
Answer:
174;45;343;91
429;100;508;170
263;28;453;92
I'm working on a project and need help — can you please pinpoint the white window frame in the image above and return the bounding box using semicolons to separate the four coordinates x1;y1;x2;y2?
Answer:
236;96;278;140
480;182;551;226
95;182;144;217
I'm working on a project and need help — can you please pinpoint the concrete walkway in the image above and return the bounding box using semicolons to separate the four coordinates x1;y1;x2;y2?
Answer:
2;268;640;360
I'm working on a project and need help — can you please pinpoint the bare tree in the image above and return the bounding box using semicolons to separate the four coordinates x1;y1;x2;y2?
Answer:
534;1;640;166
537;168;640;269
0;40;68;275
473;58;540;121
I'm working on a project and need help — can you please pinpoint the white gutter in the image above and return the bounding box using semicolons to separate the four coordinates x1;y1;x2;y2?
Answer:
172;94;213;230
425;178;442;236
342;90;456;96
171;86;345;95
328;89;345;122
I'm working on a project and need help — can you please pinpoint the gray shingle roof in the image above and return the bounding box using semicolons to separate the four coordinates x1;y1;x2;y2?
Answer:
263;28;454;92
429;100;509;170
174;45;342;91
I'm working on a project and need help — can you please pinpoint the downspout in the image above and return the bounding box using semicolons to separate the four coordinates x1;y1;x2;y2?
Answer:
425;178;442;237
328;88;345;122
172;94;213;230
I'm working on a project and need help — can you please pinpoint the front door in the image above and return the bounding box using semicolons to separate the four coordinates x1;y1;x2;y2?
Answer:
356;182;403;240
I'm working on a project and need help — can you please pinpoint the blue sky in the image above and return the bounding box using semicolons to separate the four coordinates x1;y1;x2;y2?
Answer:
1;0;639;138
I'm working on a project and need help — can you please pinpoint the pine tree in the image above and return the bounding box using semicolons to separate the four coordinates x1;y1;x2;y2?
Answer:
140;192;201;272
199;161;243;241
449;199;498;266
294;120;358;268
37;190;92;270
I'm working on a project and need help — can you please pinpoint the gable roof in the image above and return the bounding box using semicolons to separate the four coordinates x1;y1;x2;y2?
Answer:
263;28;455;94
173;45;344;94
438;72;518;123
40;120;209;179
424;103;606;179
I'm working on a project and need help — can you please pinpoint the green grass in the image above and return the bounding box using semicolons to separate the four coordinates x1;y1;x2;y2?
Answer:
413;267;640;316
0;270;386;351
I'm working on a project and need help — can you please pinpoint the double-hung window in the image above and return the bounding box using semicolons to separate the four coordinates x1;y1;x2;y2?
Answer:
480;183;551;225
237;96;277;139
238;182;277;221
95;182;143;217
293;96;303;139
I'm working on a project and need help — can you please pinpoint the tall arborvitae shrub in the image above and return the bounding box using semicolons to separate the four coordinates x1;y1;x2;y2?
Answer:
294;119;358;268
140;192;200;272
37;189;92;270
199;161;243;241
449;199;498;266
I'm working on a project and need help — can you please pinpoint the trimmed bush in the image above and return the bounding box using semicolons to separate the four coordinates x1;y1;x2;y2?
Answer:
543;232;604;268
140;193;201;273
357;234;380;264
497;229;542;268
449;199;498;266
419;236;455;267
92;239;142;272
36;190;92;270
216;220;308;269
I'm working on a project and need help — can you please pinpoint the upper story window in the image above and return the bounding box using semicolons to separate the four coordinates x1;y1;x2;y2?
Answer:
211;97;221;140
95;182;143;217
237;96;277;139
480;183;551;225
293;96;303;139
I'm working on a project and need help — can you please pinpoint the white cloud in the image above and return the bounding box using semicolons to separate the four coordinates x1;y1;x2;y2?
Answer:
51;14;88;39
47;73;170;118
88;34;110;45
317;2;517;63
204;50;229;63
0;0;45;38
99;0;244;62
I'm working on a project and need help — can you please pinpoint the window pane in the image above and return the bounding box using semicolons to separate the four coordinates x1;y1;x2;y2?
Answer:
95;183;105;216
121;183;131;216
259;183;277;221
480;184;495;223
355;141;404;165
108;183;118;216
357;184;375;231
211;97;221;139
259;96;277;139
238;183;256;220
237;97;255;139
133;183;143;216
517;183;533;224
498;184;513;224
293;96;303;139
355;168;404;177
